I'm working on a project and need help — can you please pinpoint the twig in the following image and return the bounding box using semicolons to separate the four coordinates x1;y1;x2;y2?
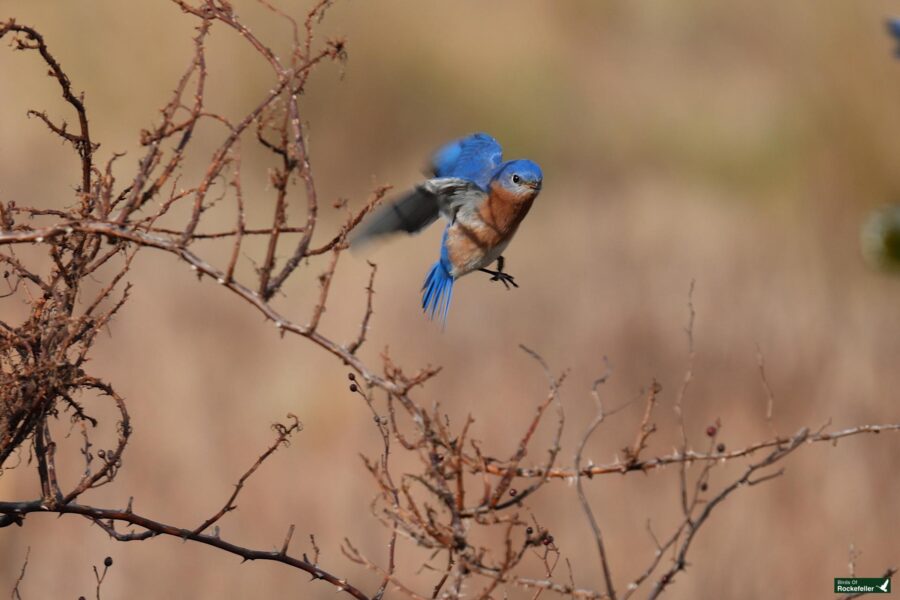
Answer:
191;415;302;536
755;344;777;436
574;366;617;600
10;546;29;600
347;261;377;355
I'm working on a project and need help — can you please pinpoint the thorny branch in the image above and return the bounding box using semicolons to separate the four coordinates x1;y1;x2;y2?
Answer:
0;2;375;598
0;498;370;600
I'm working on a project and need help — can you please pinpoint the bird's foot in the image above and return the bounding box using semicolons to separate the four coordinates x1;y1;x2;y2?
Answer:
479;267;519;290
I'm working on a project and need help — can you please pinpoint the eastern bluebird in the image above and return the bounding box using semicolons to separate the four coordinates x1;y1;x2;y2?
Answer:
352;133;544;324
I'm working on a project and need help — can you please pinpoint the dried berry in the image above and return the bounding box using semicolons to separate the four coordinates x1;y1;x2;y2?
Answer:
104;556;113;567
526;526;534;535
700;482;708;492
716;443;725;453
509;489;517;497
349;383;358;393
705;425;717;437
347;373;356;381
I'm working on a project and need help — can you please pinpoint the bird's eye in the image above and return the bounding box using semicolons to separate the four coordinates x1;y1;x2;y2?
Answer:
512;174;521;184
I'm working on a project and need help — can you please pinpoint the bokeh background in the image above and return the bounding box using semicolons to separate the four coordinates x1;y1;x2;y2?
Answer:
2;1;900;598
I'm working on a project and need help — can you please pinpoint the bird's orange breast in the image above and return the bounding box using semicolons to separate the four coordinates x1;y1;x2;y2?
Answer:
479;183;536;240
444;184;536;277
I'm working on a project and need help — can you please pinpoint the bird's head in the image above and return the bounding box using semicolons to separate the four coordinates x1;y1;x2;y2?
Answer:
493;160;543;198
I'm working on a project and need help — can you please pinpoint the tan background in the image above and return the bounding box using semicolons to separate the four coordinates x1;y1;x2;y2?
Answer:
1;1;899;598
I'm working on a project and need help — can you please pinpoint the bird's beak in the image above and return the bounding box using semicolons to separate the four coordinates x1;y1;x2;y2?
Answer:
527;181;542;192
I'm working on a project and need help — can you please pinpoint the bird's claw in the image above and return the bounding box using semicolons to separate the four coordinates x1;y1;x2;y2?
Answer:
489;270;518;290
479;258;519;290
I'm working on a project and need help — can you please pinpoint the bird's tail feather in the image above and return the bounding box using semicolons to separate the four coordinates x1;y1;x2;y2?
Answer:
422;259;454;325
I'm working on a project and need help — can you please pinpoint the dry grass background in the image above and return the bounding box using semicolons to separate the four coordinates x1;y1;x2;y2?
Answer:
1;1;899;598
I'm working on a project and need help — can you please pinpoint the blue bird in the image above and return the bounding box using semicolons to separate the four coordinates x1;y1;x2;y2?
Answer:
352;133;544;324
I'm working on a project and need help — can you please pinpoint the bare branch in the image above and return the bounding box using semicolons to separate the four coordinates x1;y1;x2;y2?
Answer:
0;500;370;600
10;546;29;600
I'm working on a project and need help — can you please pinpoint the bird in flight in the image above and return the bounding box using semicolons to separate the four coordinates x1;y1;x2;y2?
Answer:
351;133;544;325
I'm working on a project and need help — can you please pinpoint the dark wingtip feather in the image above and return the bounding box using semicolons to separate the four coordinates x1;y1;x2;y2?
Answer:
350;186;441;248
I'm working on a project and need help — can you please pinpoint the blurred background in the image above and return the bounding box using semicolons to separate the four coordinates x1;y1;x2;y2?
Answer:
2;1;899;598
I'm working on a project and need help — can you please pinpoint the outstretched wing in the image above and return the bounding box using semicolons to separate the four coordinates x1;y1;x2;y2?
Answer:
350;178;486;247
350;134;500;247
430;132;503;190
422;177;487;224
350;186;442;244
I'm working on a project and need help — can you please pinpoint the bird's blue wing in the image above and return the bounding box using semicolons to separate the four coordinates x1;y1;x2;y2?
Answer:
430;132;503;190
351;134;500;247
